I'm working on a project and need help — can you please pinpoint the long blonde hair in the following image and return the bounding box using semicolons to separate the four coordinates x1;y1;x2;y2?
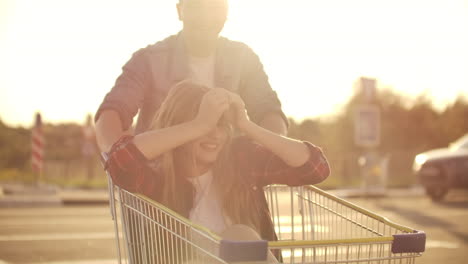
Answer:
151;80;261;232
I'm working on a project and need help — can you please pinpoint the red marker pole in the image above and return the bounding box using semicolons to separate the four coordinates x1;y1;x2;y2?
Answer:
31;113;44;184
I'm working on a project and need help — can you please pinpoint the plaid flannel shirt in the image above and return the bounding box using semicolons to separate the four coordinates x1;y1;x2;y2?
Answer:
104;135;330;242
106;136;329;195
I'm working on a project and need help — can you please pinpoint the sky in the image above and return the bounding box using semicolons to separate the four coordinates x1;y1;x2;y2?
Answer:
1;0;467;127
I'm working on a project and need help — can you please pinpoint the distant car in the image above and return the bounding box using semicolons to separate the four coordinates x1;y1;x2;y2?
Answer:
413;134;468;201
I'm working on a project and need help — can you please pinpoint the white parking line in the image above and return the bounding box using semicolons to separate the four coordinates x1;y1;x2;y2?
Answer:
0;219;113;226
11;259;118;264
426;239;459;249
28;260;117;264
0;232;120;241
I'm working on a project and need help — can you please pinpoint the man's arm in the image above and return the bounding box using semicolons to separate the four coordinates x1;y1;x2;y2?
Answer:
238;44;289;135
95;48;151;152
95;110;128;153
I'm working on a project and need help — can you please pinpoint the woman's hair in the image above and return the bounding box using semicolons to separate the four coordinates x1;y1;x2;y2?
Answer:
151;80;261;232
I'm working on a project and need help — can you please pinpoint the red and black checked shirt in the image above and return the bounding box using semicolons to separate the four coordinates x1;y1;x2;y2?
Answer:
105;135;330;198
104;135;330;243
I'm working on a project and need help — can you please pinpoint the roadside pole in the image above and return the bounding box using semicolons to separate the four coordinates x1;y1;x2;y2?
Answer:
354;78;385;194
31;112;44;185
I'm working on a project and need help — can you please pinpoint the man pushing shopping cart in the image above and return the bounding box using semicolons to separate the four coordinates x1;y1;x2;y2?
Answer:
96;1;425;263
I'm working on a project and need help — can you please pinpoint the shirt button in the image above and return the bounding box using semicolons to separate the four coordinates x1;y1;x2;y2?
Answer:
252;186;258;191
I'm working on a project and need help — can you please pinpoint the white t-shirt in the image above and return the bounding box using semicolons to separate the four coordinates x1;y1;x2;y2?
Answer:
188;170;230;234
187;54;216;88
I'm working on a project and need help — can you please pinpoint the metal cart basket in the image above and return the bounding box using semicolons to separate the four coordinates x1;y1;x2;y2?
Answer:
104;171;425;264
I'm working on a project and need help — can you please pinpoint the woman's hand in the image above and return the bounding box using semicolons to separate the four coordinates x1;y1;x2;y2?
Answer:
133;88;230;160
194;88;231;133
226;91;250;131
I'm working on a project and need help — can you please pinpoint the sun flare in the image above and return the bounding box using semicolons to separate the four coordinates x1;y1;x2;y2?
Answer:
0;0;467;126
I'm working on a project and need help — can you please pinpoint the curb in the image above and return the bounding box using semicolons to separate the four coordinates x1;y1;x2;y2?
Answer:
59;190;109;205
0;185;109;207
0;195;62;208
0;195;109;208
0;186;425;208
1;185;57;196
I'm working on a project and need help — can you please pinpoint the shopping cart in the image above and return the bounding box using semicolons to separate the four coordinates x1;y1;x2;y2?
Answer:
103;155;426;264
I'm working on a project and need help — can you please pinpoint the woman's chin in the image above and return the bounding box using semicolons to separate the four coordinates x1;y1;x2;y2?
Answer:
195;154;219;169
196;157;217;167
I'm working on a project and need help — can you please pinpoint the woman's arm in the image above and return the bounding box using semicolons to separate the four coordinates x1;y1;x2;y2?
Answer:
228;89;329;187
241;122;310;167
228;92;310;167
106;88;232;192
133;88;231;160
133;120;207;160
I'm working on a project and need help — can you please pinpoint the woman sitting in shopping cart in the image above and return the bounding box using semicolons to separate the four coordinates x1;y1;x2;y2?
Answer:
104;80;330;262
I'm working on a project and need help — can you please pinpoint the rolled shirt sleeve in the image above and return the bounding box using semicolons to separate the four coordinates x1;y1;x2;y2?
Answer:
95;49;151;131
233;137;331;187
104;136;159;195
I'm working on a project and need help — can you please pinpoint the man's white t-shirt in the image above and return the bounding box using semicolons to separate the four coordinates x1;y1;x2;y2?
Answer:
187;54;216;88
188;170;230;234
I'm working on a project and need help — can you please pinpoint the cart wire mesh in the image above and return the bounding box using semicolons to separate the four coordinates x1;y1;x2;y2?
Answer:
104;169;425;264
264;185;425;264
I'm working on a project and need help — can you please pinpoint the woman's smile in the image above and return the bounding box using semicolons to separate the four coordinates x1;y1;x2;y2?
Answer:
200;141;220;151
193;126;228;167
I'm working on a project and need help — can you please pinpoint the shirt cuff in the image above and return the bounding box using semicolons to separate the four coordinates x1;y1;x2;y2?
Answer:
293;141;330;183
106;135;149;169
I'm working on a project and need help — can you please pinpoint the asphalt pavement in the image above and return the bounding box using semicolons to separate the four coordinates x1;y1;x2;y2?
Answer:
0;183;109;208
0;182;425;208
1;183;466;264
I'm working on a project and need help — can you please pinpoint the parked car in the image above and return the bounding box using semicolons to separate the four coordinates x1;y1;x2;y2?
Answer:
413;134;468;201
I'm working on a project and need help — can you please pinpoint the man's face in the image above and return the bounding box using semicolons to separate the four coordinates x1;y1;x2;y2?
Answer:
177;0;228;40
